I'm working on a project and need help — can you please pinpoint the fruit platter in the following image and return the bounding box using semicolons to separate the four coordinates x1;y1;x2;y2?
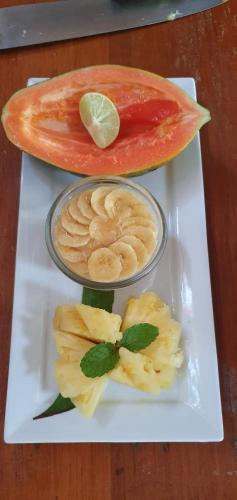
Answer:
3;67;223;443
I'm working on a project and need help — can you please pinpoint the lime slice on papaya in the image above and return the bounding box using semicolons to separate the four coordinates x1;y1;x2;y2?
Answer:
79;92;120;149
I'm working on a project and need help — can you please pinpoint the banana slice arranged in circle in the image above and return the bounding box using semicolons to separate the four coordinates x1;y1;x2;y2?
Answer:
57;245;86;263
104;188;139;219
110;241;138;279
54;186;159;282
122;226;157;255
123;226;156;256
120;216;156;231
56;226;91;248
88;248;122;282
130;204;151;218
68;198;91;225
77;189;96;220
89;215;120;245
91;187;113;217
118;235;149;269
60;207;90;236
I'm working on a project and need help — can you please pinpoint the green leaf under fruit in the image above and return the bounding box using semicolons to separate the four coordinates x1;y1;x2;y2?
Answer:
120;323;159;352
33;393;75;420
80;342;119;378
33;287;115;420
82;287;114;312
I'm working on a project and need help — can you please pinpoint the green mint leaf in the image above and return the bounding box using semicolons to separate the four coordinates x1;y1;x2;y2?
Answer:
33;394;75;420
120;323;159;352
80;342;119;378
82;288;114;312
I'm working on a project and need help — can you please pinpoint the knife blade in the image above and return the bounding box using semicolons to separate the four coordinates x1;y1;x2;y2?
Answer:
0;0;227;50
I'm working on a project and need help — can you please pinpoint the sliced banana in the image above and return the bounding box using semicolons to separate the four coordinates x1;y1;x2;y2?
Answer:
122;226;157;255
56;226;91;248
104;188;140;219
66;238;100;264
77;189;96;220
120;216;156;231
89;215;120;245
118;235;149;269
79;238;100;254
68;198;90;225
130;203;151;218
88;247;122;282
57;245;84;263
60;207;90;236
91;187;113;217
110;241;138;279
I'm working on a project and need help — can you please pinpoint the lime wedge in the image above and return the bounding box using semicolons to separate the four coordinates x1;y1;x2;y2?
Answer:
79;92;120;149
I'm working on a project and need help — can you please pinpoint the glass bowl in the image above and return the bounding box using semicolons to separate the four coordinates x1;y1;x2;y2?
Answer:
45;175;167;290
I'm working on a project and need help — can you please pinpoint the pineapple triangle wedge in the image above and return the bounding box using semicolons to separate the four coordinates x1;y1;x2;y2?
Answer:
110;347;161;395
54;303;122;343
75;304;122;343
54;330;108;416
121;292;184;384
72;377;108;418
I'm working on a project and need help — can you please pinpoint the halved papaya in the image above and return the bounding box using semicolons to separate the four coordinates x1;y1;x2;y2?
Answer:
1;65;210;176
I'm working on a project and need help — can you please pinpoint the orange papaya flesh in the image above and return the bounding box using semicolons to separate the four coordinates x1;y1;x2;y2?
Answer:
1;65;210;176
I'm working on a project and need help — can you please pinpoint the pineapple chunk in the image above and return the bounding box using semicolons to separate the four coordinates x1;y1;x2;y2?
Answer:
54;304;122;343
75;304;122;343
122;292;170;331
170;349;184;368
72;377;108;418
54;305;88;336
54;330;95;362
142;318;181;369
120;291;183;391
54;330;108;417
55;358;98;397
156;364;177;389
110;347;160;395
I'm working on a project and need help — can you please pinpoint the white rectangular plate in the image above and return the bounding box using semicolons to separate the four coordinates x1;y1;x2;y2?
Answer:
4;78;223;443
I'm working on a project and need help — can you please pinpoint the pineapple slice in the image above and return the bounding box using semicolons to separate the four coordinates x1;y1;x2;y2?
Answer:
156;364;177;389
72;377;108;418
54;305;88;336
54;304;122;343
142;318;181;368
55;358;98;397
110;347;160;395
120;292;183;390
54;329;95;362
155;350;184;389
54;330;108;416
75;304;122;342
170;349;184;368
121;292;170;331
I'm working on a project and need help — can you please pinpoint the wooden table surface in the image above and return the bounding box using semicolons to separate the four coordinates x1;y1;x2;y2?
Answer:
1;1;237;498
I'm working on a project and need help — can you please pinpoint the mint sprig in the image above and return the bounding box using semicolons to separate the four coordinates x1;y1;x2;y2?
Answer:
120;323;158;352
80;342;120;378
81;323;159;378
